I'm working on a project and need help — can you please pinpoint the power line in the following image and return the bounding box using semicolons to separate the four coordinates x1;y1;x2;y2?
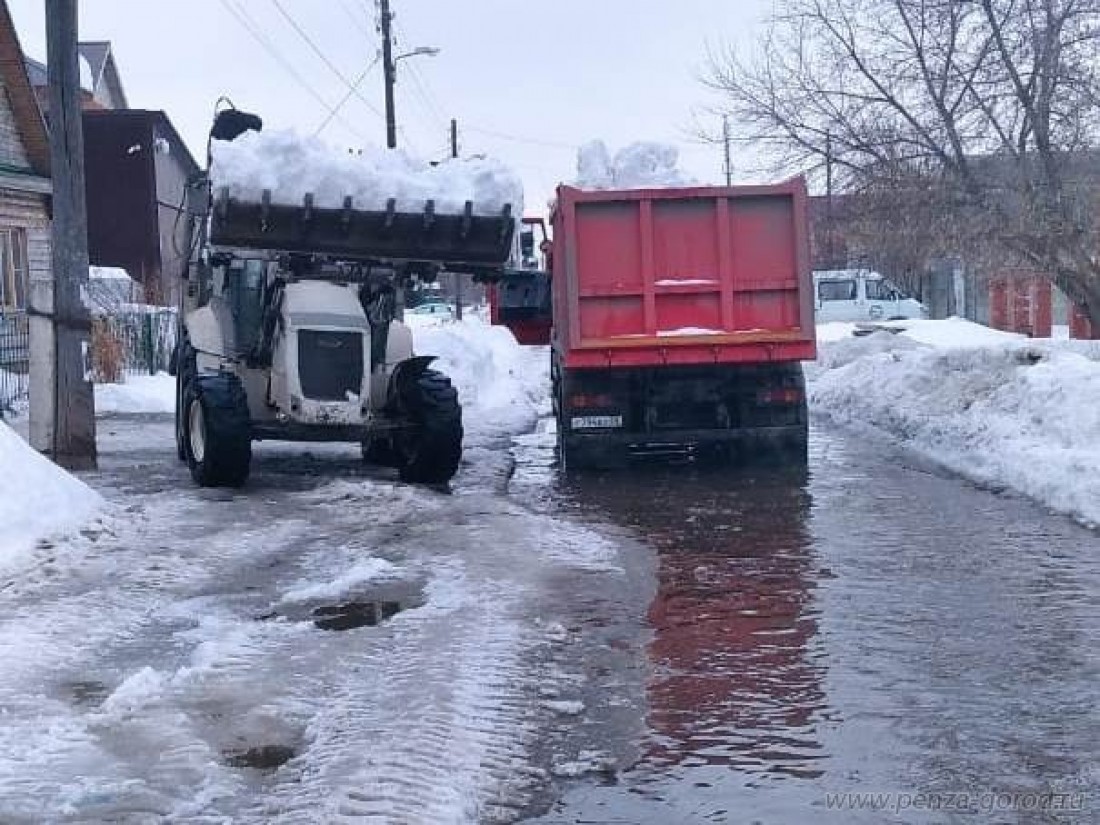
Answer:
463;124;577;151
315;55;382;136
337;0;372;37
268;0;385;121
217;0;370;142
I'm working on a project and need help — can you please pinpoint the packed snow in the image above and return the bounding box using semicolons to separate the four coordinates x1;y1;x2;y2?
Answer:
811;319;1100;526
817;318;1023;347
575;139;696;190
0;421;102;571
211;129;524;217
407;313;549;436
95;372;176;415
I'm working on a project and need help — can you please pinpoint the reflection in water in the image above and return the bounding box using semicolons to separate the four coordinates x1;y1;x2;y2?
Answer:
560;466;827;781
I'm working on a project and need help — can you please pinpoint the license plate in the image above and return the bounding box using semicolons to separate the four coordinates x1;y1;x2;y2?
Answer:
571;415;623;430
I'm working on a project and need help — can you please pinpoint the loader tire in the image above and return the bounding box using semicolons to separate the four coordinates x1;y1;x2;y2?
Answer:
361;437;401;468
395;368;463;484
184;373;252;488
175;340;195;462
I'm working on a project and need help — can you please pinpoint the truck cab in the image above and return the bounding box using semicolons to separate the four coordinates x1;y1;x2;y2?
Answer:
813;269;928;323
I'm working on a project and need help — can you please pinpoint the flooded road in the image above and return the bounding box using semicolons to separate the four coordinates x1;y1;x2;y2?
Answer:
517;421;1100;824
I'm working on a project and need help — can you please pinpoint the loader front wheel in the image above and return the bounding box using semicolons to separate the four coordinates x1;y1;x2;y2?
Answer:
394;369;463;484
185;374;252;488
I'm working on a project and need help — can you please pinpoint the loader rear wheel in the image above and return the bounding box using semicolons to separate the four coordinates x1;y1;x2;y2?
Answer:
185;374;252;488
394;369;463;484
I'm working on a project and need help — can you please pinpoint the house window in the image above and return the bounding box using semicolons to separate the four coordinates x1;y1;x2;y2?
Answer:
0;228;29;309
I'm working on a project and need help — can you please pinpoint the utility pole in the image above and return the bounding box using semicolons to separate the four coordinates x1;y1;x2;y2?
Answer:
722;115;733;186
380;0;397;149
44;0;96;469
451;117;462;320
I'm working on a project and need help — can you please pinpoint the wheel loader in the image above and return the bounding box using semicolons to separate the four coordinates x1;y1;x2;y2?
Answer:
173;109;516;487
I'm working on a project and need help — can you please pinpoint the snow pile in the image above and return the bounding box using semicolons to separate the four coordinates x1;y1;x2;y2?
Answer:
812;324;1100;526
211;129;524;217
407;314;549;435
0;421;102;569
575;139;696;190
95;373;175;415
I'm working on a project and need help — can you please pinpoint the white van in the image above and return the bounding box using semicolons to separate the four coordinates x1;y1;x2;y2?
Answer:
813;269;928;323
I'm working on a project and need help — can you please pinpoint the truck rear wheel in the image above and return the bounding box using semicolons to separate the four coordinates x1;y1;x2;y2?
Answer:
394;369;462;484
184;374;252;488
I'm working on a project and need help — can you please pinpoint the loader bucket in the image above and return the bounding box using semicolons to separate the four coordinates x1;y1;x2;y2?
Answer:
210;188;517;271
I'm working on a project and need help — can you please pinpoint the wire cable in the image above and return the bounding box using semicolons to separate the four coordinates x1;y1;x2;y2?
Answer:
217;0;370;142
463;125;577;151
315;54;382;136
268;0;385;120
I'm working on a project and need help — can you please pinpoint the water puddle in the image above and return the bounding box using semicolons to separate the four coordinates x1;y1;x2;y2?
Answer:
223;744;296;770
271;579;426;631
312;599;404;631
61;679;111;708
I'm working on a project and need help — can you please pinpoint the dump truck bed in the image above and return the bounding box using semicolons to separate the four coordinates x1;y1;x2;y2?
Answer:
552;180;816;368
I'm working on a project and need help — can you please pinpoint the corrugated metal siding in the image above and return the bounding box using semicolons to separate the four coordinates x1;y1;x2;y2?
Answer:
0;85;31;169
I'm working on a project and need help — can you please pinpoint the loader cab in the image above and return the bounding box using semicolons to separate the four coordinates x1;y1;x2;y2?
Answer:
813;269;928;323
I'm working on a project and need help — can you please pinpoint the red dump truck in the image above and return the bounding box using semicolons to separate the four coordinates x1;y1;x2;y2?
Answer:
495;178;816;468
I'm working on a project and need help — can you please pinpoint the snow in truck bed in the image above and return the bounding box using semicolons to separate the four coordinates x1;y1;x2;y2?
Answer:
210;129;524;217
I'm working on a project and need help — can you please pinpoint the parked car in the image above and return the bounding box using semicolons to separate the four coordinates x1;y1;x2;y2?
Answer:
407;301;455;320
813;269;928;322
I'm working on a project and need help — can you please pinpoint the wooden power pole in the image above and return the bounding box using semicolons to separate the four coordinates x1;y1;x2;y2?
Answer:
45;0;96;469
450;117;462;320
380;0;397;149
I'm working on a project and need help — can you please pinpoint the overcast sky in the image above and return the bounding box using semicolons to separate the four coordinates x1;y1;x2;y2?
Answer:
7;0;770;211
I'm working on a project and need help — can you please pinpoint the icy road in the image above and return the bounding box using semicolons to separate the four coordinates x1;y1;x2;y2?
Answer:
2;412;1099;822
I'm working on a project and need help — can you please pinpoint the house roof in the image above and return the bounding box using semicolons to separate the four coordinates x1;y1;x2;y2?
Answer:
25;40;129;110
0;1;49;176
79;41;127;109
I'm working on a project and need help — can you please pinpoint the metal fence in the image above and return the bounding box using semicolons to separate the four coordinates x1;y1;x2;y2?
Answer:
0;306;177;414
93;308;177;381
0;309;29;414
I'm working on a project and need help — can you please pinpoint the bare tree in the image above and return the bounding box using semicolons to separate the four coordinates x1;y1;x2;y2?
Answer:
709;0;1100;326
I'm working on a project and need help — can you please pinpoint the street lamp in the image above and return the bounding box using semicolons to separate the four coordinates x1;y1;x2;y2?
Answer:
395;46;441;62
385;46;440;149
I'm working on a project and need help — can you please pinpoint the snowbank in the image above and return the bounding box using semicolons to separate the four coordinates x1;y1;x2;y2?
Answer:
95;373;175;415
0;422;102;569
575;139;696;189
406;314;549;435
811;322;1100;526
211;129;524;217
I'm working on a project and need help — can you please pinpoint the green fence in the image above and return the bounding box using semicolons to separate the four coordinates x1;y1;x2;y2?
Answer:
93;308;177;381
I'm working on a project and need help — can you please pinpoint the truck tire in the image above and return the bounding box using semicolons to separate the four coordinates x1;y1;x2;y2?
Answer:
184;373;252;488
394;369;462;484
